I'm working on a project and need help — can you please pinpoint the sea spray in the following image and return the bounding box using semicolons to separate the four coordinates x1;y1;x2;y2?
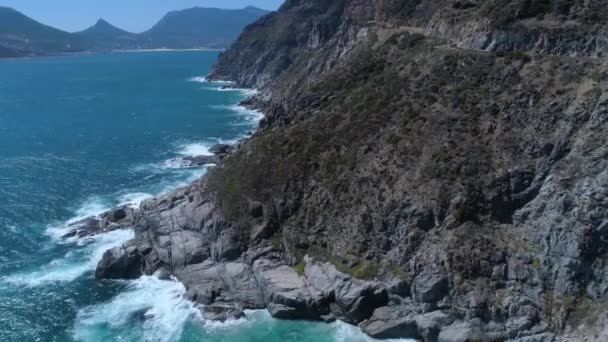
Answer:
73;276;196;342
211;104;265;125
2;229;134;287
0;51;285;341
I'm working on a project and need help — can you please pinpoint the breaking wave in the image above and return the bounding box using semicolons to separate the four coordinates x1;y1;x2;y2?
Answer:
2;229;133;287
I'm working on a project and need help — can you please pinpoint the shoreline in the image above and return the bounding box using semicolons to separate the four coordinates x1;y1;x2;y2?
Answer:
0;48;226;61
116;48;226;53
87;82;415;340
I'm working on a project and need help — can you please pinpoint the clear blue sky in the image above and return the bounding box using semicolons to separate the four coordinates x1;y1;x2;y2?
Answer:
1;0;284;33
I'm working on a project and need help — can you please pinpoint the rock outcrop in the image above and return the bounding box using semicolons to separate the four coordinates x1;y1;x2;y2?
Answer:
62;206;136;239
97;0;608;340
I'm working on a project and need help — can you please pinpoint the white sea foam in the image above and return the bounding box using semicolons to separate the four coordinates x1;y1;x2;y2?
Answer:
212;87;259;97
333;320;415;342
45;197;111;242
188;76;208;83
159;169;206;193
162;158;193;169
212;104;265;125
177;142;213;157
118;192;153;209
70;197;111;222
188;76;234;85
73;275;197;342
2;229;133;287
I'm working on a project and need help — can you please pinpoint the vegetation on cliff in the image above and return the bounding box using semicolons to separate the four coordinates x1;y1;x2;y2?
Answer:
205;0;608;340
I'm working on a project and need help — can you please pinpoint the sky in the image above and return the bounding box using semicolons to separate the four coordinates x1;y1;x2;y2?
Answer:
1;0;284;33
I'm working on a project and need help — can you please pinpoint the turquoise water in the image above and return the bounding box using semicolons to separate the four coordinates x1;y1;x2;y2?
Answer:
0;51;400;341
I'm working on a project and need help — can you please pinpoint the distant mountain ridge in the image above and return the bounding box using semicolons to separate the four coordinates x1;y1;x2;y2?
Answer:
0;6;86;57
138;6;270;49
0;6;270;57
75;19;138;51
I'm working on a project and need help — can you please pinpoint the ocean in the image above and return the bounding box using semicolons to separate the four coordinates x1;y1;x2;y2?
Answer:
0;50;404;341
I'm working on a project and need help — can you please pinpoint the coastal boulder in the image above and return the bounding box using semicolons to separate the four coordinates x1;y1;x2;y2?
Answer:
198;303;246;322
62;217;103;239
412;271;449;304
304;258;389;323
183;155;221;166
209;143;233;155
360;305;419;339
252;257;324;319
62;206;137;239
95;243;143;279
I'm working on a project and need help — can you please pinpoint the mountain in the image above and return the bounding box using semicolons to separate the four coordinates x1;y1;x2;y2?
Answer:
0;6;86;57
138;6;270;49
75;19;139;51
92;0;608;341
0;6;269;57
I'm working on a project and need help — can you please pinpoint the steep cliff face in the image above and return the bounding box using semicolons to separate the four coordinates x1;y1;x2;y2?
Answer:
208;0;376;90
96;0;608;340
211;0;608;91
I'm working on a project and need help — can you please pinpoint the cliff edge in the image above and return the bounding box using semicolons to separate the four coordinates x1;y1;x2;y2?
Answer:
94;1;608;341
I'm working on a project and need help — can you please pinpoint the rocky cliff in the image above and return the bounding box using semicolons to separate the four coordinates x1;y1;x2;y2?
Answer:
94;1;608;341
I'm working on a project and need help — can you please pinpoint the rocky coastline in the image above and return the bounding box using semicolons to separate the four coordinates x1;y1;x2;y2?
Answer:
76;1;608;341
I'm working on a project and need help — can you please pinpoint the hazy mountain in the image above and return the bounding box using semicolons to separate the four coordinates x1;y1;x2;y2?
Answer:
0;6;270;57
139;6;269;49
0;7;86;57
75;19;139;51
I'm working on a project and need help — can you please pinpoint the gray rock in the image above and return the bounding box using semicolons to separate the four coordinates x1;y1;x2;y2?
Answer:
508;333;557;342
415;311;456;341
268;303;301;319
360;305;419;339
62;207;137;239
412;271;449;304
252;257;322;319
209;144;233;155
183;155;221;166
198;303;246;322
62;217;103;239
506;316;533;338
218;262;265;308
438;321;481;342
175;261;225;305
304;258;388;323
96;244;143;279
321;314;337;323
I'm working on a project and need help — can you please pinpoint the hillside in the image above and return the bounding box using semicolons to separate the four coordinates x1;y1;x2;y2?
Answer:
75;19;139;51
139;6;270;49
96;0;608;341
0;7;86;57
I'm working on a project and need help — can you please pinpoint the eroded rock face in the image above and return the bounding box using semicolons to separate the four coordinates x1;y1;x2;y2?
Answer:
95;243;143;279
360;305;419;339
95;0;608;340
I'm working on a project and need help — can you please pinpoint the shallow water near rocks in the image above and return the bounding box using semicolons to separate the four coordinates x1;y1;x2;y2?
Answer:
0;51;410;341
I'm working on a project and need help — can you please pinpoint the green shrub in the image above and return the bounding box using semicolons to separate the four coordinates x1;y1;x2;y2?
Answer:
532;256;541;268
453;207;467;222
294;262;306;275
389;263;409;280
271;232;283;250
